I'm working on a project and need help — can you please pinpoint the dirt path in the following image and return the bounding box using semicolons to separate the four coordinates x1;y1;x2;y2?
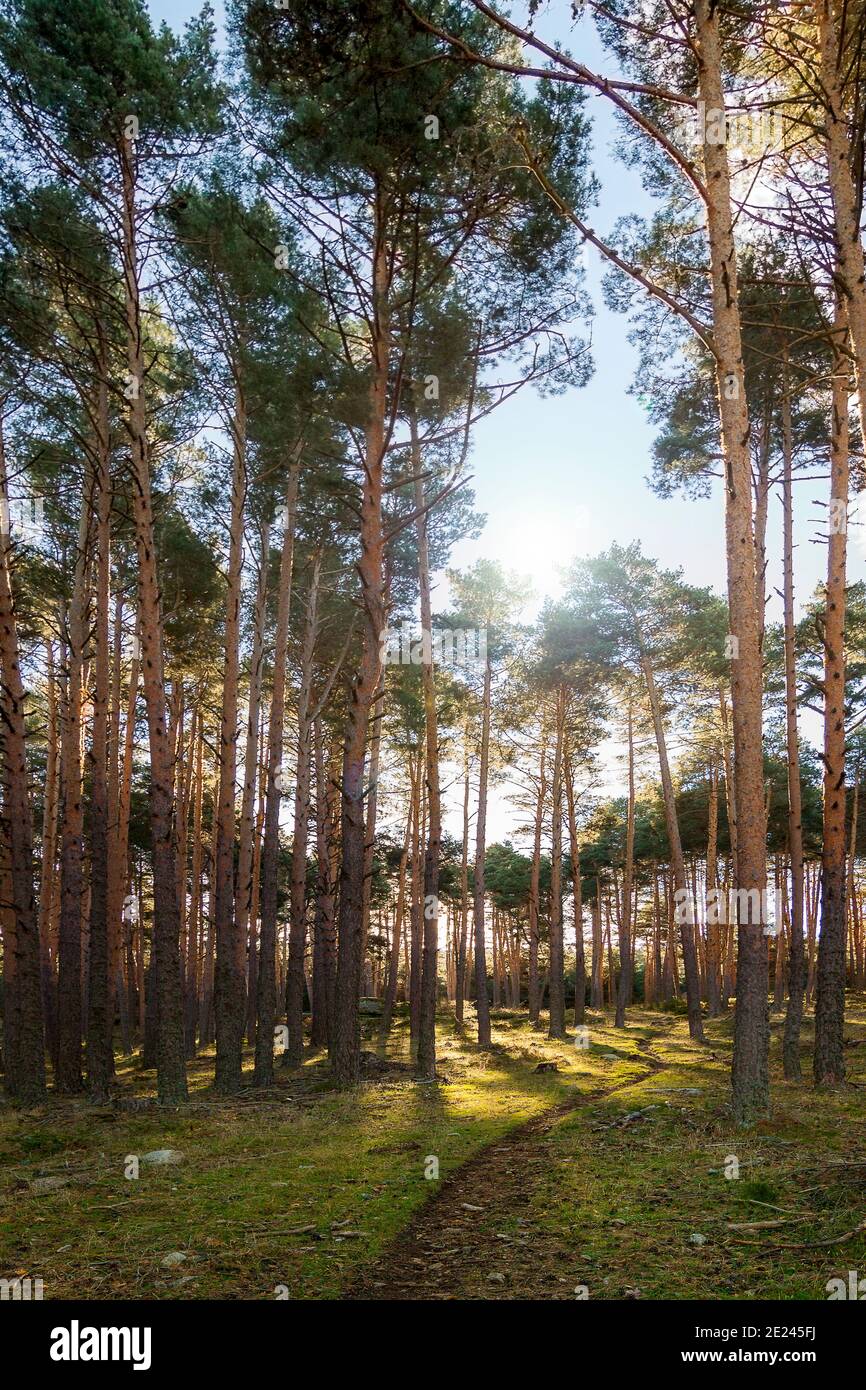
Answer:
346;1027;673;1300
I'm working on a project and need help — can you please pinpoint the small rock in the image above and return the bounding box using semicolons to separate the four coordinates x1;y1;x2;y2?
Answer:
160;1252;187;1268
461;1202;484;1211
624;1286;642;1299
141;1149;184;1166
30;1175;72;1194
689;1233;707;1246
647;1086;703;1095
534;1062;558;1073
487;1272;506;1284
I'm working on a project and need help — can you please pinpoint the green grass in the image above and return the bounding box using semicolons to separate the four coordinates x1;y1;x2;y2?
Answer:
2;1001;865;1300
526;1001;866;1300
0;1010;620;1299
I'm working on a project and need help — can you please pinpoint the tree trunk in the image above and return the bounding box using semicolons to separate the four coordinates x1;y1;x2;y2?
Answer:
213;383;247;1091
413;412;441;1079
285;550;321;1067
332;208;389;1087
408;764;424;1050
848;768;862;989
239;528;267;1045
455;728;471;1024
38;637;59;1067
548;687;567;1039
615;700;636;1028
254;460;300;1084
311;719;336;1048
780;377;806;1081
695;0;768;1119
120;139;186;1105
706;760;722;1017
641;653;705;1041
55;467;90;1094
87;364;113;1101
0;414;45;1101
380;757;414;1043
565;747;585;1026
591;878;603;1009
185;720;204;1057
814;310;849;1086
473;646;493;1048
528;719;547;1026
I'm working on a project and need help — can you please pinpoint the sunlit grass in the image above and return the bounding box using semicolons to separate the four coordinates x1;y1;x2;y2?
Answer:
2;1002;864;1299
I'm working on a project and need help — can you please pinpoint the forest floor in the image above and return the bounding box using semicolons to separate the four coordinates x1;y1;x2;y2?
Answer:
2;1002;865;1300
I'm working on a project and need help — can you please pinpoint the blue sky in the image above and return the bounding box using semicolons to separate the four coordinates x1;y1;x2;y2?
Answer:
148;1;857;840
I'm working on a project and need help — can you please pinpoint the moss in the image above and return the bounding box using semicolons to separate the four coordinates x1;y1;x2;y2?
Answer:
1;1001;864;1300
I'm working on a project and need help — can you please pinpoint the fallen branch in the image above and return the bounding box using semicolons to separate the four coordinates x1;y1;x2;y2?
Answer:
734;1214;866;1250
726;1218;808;1231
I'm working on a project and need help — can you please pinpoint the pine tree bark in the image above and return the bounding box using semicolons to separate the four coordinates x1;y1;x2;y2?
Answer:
615;700;636;1028
548;687;567;1038
87;365;113;1101
413;411;441;1080
185;719;204;1057
38;636;59;1066
380;756;414;1042
641;653;705;1041
107;594;125;1061
409;760;423;1047
473;642;493;1048
55;470;90;1094
814;315;850;1086
116;640;139;1048
254;460;300;1084
120;138;186;1104
285;550;321;1067
455;729;470;1024
695;0;767;1115
310;719;335;1049
333;210;389;1086
848;769;862;989
0;415;45;1101
705;761;722;1017
528;721;547;1026
591;878;603;1009
780;379;806;1081
360;678;384;996
813;4;866;1081
213;384;247;1092
239;528;267;1045
564;747;585;1025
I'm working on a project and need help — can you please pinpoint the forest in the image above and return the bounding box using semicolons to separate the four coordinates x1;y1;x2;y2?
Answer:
1;0;866;1322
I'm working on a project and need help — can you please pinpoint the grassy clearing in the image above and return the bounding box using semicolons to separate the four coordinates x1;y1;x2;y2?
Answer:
526;1001;866;1300
1;1003;864;1300
0;1010;624;1300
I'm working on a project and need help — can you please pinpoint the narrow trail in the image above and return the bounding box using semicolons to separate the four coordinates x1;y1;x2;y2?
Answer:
347;1024;676;1301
